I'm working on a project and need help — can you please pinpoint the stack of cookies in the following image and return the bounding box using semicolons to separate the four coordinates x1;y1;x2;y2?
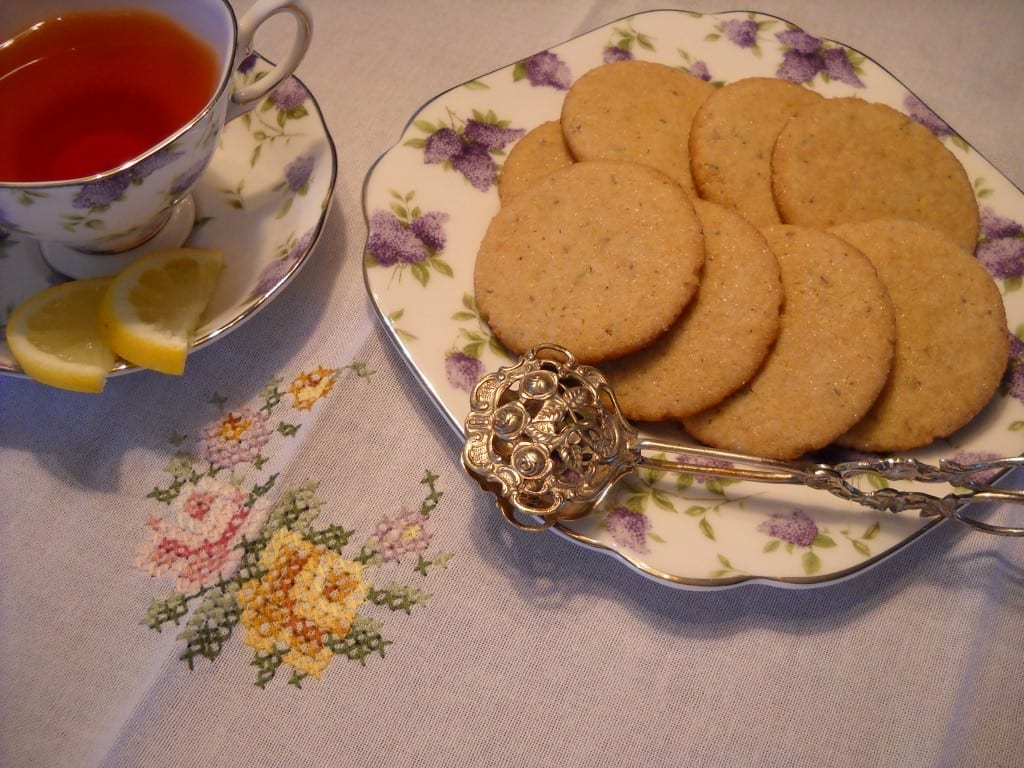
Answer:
474;60;1009;460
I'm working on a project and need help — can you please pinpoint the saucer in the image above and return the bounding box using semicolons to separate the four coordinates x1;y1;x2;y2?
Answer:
0;57;337;378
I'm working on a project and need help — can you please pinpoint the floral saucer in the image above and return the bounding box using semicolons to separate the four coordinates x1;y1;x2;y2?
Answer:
362;10;1024;589
0;56;337;378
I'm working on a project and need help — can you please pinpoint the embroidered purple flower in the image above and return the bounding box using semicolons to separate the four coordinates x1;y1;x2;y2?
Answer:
374;506;432;563
200;407;274;470
445;351;484;392
757;509;819;547
689;61;712;82
520;51;572;90
72;171;133;209
605;507;651;554
603;46;633;63
1005;332;1024;403
722;19;759;48
271;77;309;111
976;207;1024;280
904;94;953;137
776;29;863;87
134;475;270;593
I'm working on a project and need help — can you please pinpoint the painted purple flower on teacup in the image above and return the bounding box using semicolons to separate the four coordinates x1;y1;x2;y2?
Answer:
977;207;1024;287
445;351;485;392
273;153;314;217
170;160;208;198
513;51;572;90
71;172;133;212
236;61;312;167
776;28;864;88
757;508;818;547
410;109;524;193
365;190;452;286
604;506;652;554
271;78;309;114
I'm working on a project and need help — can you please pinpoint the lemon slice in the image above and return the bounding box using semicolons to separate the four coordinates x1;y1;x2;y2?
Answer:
5;277;117;393
99;247;223;375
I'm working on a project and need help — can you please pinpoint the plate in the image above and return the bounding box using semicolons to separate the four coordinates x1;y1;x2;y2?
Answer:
362;10;1024;589
0;56;337;378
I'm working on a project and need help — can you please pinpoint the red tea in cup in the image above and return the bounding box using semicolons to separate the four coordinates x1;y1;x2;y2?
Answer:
0;9;219;182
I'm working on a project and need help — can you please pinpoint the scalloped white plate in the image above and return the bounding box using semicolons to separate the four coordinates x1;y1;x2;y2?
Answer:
362;10;1024;589
0;58;337;378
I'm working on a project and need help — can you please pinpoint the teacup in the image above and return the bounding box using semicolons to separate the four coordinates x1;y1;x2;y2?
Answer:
0;0;312;278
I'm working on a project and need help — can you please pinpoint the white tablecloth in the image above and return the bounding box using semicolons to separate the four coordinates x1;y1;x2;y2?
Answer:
2;1;1022;766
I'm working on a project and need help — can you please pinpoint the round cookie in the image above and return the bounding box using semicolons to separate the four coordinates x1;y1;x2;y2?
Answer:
771;97;979;253
830;219;1009;452
560;60;714;197
600;200;783;421
682;225;896;460
689;77;823;227
498;120;574;205
474;160;705;364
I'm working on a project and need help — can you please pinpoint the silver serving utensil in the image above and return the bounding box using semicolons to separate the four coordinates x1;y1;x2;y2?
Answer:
461;344;1024;536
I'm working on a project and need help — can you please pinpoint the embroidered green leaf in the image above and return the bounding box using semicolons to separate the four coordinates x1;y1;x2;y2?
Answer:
327;615;391;664
414;551;454;576
277;421;300;436
252;647;286;689
367;584;432;614
308;523;356;554
142;592;190;630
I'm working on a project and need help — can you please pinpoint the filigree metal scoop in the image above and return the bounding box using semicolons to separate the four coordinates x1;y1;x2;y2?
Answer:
461;344;1024;536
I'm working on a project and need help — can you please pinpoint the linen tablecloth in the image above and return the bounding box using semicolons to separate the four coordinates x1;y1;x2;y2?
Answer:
2;1;1022;766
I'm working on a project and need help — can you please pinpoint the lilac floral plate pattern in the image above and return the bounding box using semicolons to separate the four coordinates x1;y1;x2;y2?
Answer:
362;10;1024;589
0;56;337;377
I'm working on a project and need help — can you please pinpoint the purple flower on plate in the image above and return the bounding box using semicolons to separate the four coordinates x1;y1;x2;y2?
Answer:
424;128;463;164
757;509;819;547
284;154;315;193
410;211;448;251
776;28;864;87
677;455;733;485
904;94;953;137
948;451;1009;486
977;207;1024;280
605;507;652;554
72;171;133;209
271;78;309;111
367;210;428;266
689;61;712;82
1005;332;1024;403
520;51;572;90
451;142;499;192
603;45;633;63
464;119;526;151
445;351;484;392
722;19;759;48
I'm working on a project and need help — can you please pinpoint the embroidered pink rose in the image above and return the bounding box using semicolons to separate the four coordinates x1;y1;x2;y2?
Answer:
200;407;274;470
135;476;270;593
373;506;433;562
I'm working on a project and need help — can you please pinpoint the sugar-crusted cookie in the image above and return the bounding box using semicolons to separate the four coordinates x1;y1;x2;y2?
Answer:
689;77;823;226
682;225;896;459
475;160;705;364
600;200;783;421
560;60;714;197
829;219;1009;451
771;97;979;253
498;120;575;205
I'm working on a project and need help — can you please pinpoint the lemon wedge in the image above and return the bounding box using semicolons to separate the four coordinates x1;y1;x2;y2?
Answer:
5;277;117;393
99;247;223;375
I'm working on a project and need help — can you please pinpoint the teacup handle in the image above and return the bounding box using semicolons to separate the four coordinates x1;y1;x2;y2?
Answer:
227;0;313;121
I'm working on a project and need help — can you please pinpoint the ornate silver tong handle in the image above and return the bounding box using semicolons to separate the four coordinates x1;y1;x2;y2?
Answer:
462;344;1024;535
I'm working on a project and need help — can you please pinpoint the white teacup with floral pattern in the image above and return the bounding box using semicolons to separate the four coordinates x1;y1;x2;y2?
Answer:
0;0;312;278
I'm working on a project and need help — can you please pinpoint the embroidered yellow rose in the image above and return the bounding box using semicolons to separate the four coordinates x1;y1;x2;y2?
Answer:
237;528;368;677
